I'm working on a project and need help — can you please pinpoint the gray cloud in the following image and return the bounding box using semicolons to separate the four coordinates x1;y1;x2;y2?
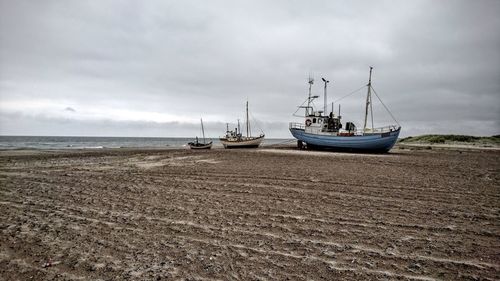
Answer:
1;0;499;137
0;111;285;138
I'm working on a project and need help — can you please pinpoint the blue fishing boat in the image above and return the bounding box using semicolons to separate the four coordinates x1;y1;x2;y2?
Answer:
289;67;401;152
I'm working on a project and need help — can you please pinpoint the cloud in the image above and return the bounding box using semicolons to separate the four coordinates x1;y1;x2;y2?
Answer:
0;110;288;138
64;107;76;112
1;0;499;137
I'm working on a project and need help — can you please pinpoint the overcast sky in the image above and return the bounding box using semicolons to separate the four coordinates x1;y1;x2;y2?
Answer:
1;0;499;138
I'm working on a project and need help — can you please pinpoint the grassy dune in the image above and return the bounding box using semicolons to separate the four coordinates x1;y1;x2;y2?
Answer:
398;134;500;146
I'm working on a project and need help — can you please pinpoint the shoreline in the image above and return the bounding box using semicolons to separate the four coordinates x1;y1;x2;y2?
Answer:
0;142;498;158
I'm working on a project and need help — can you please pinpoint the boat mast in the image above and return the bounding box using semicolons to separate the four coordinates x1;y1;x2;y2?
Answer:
322;78;329;115
200;118;206;143
246;101;250;138
363;67;374;132
237;119;240;137
307;76;314;116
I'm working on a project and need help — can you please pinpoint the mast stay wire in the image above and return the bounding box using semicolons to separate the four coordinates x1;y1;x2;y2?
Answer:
292;98;310;117
294;86;363;117
249;111;265;134
332;85;366;104
293;83;395;123
370;86;400;127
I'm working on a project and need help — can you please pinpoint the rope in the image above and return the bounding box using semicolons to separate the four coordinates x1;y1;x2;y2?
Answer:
371;86;400;127
262;139;297;147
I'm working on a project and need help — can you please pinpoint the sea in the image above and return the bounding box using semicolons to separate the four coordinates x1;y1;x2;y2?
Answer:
0;136;293;150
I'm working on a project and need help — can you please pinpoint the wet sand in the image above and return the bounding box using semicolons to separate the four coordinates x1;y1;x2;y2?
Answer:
0;147;499;280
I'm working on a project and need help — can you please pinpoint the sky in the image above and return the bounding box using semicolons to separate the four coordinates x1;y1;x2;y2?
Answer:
0;0;499;138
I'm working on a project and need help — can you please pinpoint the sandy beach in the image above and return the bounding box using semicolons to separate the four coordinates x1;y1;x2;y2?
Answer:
0;147;499;280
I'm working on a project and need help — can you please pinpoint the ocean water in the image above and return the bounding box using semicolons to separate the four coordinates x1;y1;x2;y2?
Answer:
0;135;293;150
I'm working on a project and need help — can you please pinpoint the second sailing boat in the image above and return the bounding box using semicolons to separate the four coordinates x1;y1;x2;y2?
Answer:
220;101;265;148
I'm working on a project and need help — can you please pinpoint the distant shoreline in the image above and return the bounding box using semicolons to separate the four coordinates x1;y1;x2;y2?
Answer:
0;135;294;150
1;144;499;159
1;134;499;152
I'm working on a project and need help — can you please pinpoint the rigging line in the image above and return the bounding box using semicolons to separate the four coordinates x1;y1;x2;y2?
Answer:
333;85;366;103
309;100;319;114
311;100;316;109
249;111;265;134
370;86;401;127
292;98;310;116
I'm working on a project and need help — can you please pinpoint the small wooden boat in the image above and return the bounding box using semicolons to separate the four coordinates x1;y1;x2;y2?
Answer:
188;118;212;149
220;134;264;149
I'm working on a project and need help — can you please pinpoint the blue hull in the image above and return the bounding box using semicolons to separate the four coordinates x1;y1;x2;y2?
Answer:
290;128;401;152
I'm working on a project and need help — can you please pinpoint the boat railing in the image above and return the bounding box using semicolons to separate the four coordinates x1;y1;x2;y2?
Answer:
362;125;400;134
291;122;399;134
289;122;305;130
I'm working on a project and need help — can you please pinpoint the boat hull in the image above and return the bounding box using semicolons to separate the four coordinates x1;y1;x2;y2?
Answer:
290;128;400;152
220;136;264;149
188;142;213;150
